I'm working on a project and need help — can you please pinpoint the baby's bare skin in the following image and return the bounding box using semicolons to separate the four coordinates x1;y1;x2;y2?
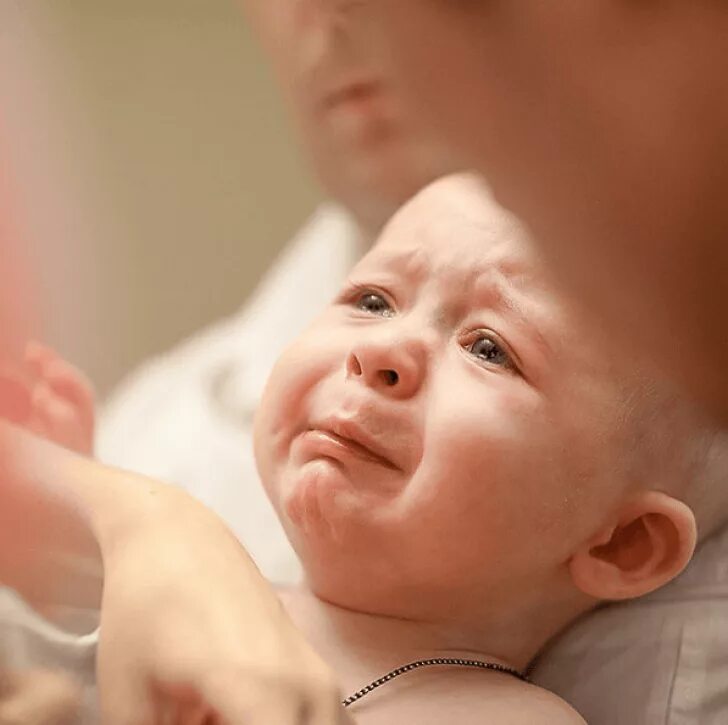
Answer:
278;586;585;725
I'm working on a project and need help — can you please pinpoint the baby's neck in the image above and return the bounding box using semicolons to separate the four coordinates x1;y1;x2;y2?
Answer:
276;584;540;699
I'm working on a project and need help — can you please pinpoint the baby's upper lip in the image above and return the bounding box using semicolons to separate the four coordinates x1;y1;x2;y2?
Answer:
310;416;403;471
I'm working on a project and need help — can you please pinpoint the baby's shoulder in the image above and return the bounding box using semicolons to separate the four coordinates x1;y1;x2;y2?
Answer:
482;681;586;725
358;673;585;725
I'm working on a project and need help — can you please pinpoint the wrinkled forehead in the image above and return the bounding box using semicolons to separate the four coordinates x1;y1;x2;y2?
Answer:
358;174;553;308
354;174;636;406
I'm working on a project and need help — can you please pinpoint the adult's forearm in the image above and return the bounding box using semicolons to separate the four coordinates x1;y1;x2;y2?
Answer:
0;422;356;724
0;421;104;606
0;421;202;608
0;420;275;611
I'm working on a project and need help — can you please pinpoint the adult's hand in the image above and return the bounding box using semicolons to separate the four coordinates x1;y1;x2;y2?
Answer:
96;477;350;724
0;424;351;725
0;669;81;725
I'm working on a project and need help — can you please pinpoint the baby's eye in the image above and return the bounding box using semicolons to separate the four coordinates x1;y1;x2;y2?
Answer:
467;333;514;370
353;291;395;317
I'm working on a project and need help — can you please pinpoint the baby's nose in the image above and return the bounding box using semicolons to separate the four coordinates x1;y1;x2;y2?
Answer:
346;340;425;399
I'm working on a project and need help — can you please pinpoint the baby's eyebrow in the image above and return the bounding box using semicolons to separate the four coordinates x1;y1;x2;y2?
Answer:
427;273;519;326
369;247;429;282
471;268;522;312
470;272;558;363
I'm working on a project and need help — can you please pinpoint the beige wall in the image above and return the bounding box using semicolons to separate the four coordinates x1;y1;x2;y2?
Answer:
3;1;322;395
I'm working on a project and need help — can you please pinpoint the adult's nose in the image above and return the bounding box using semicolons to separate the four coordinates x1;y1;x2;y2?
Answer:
300;0;362;23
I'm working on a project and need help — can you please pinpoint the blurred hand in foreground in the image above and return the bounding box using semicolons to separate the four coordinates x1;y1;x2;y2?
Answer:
0;669;81;725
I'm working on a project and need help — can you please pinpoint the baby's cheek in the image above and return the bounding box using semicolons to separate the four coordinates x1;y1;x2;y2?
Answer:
256;338;342;463
270;339;338;415
434;382;536;455
426;388;549;510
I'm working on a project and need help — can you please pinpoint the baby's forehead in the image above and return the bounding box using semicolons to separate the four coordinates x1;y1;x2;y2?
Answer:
364;178;550;303
358;175;625;380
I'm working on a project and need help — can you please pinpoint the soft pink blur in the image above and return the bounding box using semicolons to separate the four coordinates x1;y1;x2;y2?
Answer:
0;114;36;453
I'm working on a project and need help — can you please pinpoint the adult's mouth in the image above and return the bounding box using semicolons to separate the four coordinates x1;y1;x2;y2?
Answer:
320;78;386;114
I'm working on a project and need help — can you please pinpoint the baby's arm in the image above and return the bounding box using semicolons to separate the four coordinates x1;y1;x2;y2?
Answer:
17;342;95;455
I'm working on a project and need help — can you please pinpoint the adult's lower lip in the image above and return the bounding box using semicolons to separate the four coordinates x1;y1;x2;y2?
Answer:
302;429;398;470
321;80;386;114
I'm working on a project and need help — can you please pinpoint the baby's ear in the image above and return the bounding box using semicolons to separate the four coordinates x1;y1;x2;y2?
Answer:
568;491;697;601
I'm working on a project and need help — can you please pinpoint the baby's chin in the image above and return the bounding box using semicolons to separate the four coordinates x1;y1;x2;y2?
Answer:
283;460;361;533
276;457;395;549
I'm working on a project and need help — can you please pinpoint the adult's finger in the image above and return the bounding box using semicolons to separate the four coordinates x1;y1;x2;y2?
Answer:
0;372;31;423
200;668;347;725
0;669;81;725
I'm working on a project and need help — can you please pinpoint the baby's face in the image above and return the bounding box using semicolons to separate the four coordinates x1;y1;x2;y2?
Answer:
255;175;632;617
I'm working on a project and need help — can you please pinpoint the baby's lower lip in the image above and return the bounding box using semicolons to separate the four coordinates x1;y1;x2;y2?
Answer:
302;429;397;470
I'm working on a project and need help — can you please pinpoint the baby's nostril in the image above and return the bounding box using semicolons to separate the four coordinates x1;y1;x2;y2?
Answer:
349;354;363;376
380;369;399;386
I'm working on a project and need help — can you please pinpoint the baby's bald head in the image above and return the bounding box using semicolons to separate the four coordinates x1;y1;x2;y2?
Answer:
623;379;728;543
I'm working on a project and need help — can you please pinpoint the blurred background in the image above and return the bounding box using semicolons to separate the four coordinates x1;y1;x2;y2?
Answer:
0;0;322;396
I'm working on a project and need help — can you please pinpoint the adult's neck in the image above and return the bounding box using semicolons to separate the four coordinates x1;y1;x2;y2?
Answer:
350;212;382;250
339;191;400;246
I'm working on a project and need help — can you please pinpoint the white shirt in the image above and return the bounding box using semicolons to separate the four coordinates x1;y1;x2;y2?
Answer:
0;589;97;724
